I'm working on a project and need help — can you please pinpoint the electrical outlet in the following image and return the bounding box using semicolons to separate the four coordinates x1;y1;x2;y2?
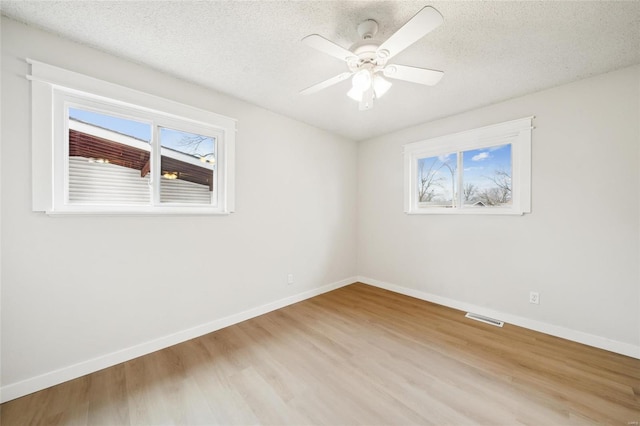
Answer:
287;273;294;285
529;291;540;304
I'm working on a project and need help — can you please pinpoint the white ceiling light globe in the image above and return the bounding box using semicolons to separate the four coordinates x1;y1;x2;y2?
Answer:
352;69;372;92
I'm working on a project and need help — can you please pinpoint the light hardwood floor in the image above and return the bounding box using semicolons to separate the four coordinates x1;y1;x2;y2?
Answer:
2;283;639;425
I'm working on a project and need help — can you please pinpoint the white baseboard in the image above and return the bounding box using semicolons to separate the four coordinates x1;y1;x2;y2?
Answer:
358;276;640;360
5;275;637;403
0;276;356;403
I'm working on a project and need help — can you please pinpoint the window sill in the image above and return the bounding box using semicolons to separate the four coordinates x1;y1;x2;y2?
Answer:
45;207;232;216
405;208;525;215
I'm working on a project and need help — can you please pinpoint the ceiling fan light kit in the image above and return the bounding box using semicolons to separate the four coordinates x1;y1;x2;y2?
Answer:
347;72;392;110
300;6;444;111
352;69;372;91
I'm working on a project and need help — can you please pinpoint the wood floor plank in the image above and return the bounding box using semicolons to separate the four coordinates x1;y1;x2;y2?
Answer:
2;283;639;425
85;365;129;425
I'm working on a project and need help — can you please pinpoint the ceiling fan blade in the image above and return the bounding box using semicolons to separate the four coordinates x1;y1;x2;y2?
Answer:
302;34;356;62
300;72;353;95
383;64;443;86
377;6;443;60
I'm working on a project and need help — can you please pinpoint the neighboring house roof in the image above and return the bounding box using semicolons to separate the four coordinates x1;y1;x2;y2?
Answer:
69;119;214;190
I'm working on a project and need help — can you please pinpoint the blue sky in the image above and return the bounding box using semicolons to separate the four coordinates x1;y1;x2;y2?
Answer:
69;108;151;141
462;144;511;191
69;107;215;157
418;152;457;201
159;127;214;158
417;143;512;202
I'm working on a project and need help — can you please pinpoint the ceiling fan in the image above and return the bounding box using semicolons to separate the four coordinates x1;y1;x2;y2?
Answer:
300;6;444;111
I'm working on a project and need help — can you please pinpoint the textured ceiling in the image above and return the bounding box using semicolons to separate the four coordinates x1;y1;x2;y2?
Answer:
2;1;639;141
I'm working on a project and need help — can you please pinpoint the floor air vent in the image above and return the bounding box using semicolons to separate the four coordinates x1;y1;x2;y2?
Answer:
465;312;504;327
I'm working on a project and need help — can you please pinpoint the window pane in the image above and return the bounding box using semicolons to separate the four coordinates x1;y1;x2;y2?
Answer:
417;152;457;208
68;108;152;204
462;144;512;207
159;127;215;204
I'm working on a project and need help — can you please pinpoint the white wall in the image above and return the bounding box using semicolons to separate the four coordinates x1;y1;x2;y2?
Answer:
358;65;640;355
2;14;639;403
0;17;357;400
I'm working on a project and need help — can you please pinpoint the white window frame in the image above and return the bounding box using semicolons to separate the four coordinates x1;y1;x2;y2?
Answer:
403;117;533;215
28;59;236;215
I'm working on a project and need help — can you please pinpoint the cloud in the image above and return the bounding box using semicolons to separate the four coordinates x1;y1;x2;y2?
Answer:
438;154;452;162
472;152;490;161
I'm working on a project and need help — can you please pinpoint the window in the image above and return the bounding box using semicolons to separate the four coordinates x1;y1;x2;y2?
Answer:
29;59;236;214
404;117;532;215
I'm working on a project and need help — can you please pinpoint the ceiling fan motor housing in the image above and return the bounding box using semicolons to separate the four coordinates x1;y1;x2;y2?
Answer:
348;43;384;72
349;19;388;72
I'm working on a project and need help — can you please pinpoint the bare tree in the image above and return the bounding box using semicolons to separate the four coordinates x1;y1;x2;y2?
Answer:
488;169;511;203
463;183;477;202
418;159;443;202
176;135;214;157
478;169;511;205
477;188;501;206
